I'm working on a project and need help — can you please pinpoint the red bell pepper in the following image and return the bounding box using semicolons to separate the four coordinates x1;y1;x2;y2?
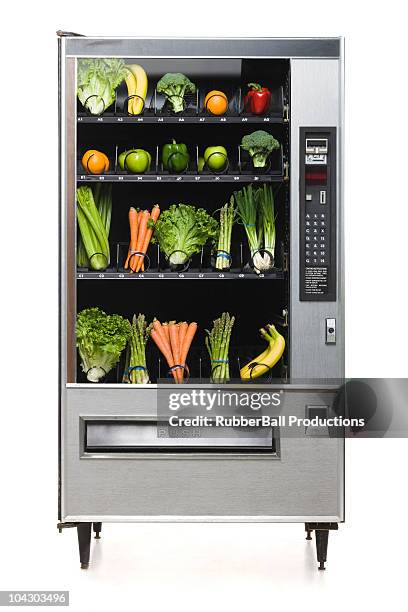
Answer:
244;83;271;115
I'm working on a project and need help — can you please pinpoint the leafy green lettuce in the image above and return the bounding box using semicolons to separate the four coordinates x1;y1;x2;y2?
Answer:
152;204;219;265
76;308;131;382
77;58;127;115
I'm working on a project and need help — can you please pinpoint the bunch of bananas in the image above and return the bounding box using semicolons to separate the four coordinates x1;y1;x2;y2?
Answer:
240;324;285;380
125;64;148;115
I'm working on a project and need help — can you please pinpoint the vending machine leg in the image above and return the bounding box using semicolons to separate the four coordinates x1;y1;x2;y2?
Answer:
304;522;338;570
77;523;92;569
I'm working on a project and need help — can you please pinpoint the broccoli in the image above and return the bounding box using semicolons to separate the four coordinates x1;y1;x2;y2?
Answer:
156;73;196;114
241;130;280;168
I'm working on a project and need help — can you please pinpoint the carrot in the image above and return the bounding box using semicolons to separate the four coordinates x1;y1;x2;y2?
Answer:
162;322;171;345
131;209;150;272
169;323;182;383
178;322;188;381
135;205;161;272
180;322;198;371
153;319;171;353
151;329;178;382
124;207;139;270
178;322;188;348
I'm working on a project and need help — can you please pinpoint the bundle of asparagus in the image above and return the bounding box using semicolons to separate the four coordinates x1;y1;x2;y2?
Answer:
205;312;235;382
215;197;235;270
123;314;152;384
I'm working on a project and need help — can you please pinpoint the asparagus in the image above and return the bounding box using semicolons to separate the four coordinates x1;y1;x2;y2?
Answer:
127;314;152;384
215;197;235;270
205;312;235;382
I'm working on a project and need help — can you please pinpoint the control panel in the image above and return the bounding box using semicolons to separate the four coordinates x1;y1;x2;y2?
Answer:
299;128;337;301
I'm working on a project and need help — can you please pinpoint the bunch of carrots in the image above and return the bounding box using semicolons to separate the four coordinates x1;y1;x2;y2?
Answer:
124;204;160;272
150;319;197;383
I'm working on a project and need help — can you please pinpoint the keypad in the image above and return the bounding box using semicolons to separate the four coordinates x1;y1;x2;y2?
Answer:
303;209;328;266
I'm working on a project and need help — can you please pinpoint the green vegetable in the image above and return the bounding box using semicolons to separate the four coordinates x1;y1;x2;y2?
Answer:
234;184;276;273
123;314;152;384
205;312;235;382
156;73;196;114
215;197;235;270
76;307;131;383
76;186;110;270
241;130;280;168
77;59;127;116
77;184;112;268
162;139;189;173
152;204;219;265
258;183;276;267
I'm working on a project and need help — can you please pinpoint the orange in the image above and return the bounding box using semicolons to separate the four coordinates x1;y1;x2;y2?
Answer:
81;149;110;174
204;90;228;116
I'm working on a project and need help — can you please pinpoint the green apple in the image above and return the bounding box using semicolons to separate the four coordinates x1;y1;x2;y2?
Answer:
204;146;228;171
120;149;151;173
197;156;205;173
118;150;128;171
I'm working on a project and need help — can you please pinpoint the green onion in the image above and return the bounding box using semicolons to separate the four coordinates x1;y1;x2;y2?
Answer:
234;184;276;273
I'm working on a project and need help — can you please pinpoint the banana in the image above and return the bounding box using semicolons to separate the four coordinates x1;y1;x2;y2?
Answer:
124;68;137;114
240;325;285;380
126;64;148;115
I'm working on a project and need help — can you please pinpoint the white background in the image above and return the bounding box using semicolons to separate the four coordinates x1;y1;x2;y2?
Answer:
0;2;407;610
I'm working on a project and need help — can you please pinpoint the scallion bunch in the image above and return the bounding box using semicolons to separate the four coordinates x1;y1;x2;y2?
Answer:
234;184;276;273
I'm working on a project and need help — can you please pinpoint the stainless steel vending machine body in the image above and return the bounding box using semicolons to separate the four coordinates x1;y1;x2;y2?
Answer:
58;36;344;568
